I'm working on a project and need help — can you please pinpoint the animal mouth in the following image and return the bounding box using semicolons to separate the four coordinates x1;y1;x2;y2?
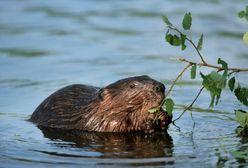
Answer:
151;97;165;111
146;104;171;132
148;104;164;115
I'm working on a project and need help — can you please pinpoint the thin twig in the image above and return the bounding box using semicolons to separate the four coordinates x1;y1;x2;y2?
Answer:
172;86;204;123
162;63;194;108
163;63;191;104
185;37;206;64
179;58;248;72
190;110;195;128
169;26;206;64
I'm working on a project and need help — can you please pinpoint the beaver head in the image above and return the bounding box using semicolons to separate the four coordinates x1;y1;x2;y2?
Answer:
83;75;166;132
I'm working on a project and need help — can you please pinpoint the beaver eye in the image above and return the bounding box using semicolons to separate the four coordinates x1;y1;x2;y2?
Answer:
130;83;136;89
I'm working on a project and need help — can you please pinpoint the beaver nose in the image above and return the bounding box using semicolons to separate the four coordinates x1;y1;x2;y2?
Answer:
154;83;165;93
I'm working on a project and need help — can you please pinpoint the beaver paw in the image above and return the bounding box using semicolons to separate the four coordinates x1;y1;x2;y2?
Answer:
143;121;155;134
156;111;172;131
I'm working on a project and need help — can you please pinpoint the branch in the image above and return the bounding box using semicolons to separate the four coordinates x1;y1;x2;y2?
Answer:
168;26;248;72
163;14;248;124
179;58;248;72
169;26;207;64
165;63;191;99
173;86;204;123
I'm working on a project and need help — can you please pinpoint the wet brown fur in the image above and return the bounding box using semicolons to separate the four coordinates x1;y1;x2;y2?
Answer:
29;75;166;133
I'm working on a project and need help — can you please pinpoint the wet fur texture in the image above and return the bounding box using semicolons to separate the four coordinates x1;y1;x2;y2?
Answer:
30;75;168;133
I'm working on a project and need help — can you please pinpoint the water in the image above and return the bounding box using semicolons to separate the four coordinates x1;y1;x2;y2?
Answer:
0;0;248;167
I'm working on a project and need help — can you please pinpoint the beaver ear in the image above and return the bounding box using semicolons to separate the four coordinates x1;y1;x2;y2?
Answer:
98;88;105;100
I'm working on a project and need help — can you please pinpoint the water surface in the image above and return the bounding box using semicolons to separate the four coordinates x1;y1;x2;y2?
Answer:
0;0;248;167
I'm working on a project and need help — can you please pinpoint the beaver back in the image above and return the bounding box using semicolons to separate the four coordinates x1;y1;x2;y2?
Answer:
29;84;100;130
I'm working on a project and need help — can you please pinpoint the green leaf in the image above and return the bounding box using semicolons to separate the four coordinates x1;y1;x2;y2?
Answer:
165;98;174;116
228;77;235;92
243;32;248;44
180;33;187;50
190;64;197;79
217;58;228;72
165;32;181;46
197;34;203;50
200;71;226;107
235;109;248;127
162;15;173;26
165;33;173;45
234;87;248;106
238;6;248;21
172;35;181;46
182;12;192;30
148;107;159;113
217;58;228;79
232;150;248;160
238;11;245;18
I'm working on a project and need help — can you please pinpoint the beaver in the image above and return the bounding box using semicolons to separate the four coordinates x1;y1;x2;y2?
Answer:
29;75;172;133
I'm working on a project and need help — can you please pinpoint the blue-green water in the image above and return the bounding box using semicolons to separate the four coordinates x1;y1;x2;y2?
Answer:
0;0;248;167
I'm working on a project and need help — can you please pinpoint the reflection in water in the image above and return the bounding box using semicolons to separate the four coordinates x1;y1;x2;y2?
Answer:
0;48;50;57
38;126;173;161
239;135;248;160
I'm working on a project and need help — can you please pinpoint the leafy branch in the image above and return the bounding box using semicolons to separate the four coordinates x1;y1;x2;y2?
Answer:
238;6;248;44
160;9;248;133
